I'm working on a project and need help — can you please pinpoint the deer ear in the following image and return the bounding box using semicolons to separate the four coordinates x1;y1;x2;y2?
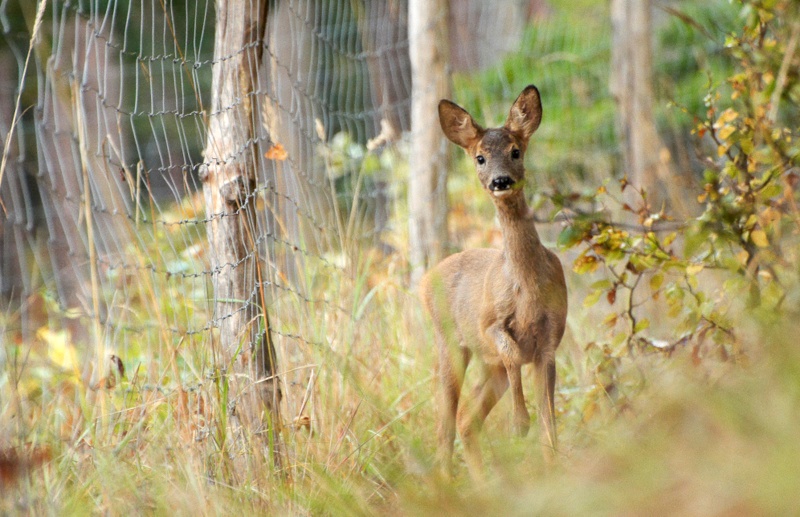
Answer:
505;85;542;141
438;100;483;149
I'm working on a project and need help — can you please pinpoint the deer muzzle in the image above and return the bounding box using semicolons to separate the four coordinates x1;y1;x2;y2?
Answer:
489;176;525;197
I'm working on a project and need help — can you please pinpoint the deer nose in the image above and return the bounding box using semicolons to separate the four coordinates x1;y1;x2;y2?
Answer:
489;176;514;191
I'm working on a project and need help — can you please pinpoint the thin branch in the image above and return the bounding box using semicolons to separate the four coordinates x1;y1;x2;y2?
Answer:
769;20;800;123
655;2;715;41
0;0;47;216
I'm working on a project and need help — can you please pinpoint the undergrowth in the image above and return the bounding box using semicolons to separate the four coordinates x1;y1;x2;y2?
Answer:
3;0;800;514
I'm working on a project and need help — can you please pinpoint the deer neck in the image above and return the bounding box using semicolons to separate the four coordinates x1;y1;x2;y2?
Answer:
494;193;546;281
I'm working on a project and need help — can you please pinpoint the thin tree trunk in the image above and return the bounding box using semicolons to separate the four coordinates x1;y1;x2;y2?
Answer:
200;0;281;462
408;0;450;283
0;51;31;314
610;0;684;213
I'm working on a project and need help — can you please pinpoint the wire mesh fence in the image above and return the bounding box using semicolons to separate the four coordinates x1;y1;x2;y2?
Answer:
0;0;622;459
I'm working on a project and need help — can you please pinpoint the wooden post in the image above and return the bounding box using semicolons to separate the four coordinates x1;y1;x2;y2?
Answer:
200;0;281;457
408;0;451;283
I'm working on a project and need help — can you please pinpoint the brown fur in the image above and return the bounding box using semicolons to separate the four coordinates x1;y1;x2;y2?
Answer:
419;85;567;475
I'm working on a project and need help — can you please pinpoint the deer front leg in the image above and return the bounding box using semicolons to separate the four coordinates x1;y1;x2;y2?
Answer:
486;323;530;437
534;357;557;462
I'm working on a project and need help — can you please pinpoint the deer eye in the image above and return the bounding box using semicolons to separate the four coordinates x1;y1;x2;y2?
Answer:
511;148;520;160
476;155;486;165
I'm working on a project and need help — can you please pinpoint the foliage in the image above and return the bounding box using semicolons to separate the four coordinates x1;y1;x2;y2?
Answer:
558;0;800;367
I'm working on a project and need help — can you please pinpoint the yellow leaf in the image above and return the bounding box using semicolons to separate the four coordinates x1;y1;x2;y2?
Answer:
38;328;78;372
603;313;618;328
573;255;600;274
714;108;738;127
750;229;768;248
736;249;750;266
717;125;736;141
760;207;780;225
686;263;704;276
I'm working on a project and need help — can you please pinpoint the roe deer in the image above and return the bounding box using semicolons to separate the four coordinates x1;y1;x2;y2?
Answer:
419;85;567;474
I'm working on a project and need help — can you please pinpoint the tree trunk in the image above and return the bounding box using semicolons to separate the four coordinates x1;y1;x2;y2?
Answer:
200;0;281;461
0;50;31;313
610;0;680;213
408;0;450;283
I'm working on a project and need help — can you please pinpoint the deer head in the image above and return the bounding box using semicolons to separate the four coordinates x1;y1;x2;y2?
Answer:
438;85;542;200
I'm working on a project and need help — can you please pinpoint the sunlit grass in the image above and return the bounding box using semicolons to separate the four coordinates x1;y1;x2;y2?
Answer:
5;157;799;514
3;0;800;514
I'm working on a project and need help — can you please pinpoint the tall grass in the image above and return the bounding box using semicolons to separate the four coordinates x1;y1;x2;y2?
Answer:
3;0;800;514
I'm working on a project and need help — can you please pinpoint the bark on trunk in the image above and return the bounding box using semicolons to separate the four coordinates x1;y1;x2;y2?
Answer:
610;0;681;213
408;0;450;283
200;0;281;459
0;51;31;311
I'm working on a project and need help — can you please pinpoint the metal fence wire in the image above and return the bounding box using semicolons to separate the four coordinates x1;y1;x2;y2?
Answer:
0;0;539;434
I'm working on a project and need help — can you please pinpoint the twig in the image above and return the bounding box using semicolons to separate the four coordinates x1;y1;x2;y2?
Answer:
768;18;798;125
0;0;47;215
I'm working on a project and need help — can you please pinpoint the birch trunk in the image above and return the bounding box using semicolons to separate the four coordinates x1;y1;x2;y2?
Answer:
409;0;450;283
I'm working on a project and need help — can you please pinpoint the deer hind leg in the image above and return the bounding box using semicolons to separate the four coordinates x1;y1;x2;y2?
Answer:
435;331;470;475
456;364;509;475
534;357;557;463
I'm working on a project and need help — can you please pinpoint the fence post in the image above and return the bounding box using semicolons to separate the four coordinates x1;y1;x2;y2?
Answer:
408;0;451;283
200;0;281;461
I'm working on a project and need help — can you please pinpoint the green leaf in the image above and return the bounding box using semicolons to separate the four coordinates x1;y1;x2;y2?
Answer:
650;273;665;292
634;318;651;333
686;263;705;276
590;279;614;290
583;289;603;308
630;254;657;272
558;225;586;248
